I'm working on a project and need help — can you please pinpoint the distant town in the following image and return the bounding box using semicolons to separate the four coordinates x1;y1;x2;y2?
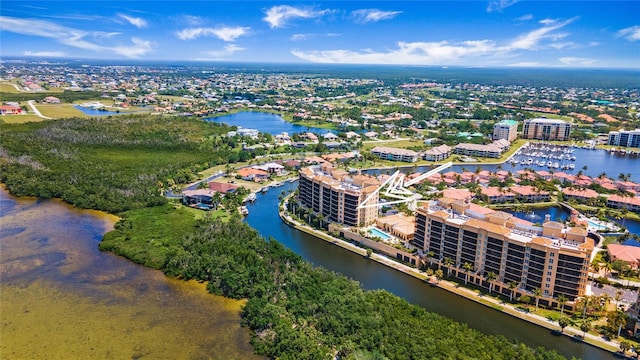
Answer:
2;60;640;356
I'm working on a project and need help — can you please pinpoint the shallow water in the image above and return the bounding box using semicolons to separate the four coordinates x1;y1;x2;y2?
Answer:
0;189;259;360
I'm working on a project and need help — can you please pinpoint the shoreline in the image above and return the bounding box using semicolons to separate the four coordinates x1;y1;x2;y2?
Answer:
277;196;623;356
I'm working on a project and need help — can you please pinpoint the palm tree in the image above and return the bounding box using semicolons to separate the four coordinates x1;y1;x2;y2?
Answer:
532;288;542;311
557;294;568;316
434;269;444;283
443;257;454;277
463;262;473;285
508;281;518;302
620;340;631;355
426;251;435;267
558;317;570;333
485;271;497;294
580;321;591;339
581;296;591;320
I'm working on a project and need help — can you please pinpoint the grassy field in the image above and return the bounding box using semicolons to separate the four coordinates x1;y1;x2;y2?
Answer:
37;103;90;118
0;83;21;93
0;115;49;124
529;111;574;122
362;138;424;151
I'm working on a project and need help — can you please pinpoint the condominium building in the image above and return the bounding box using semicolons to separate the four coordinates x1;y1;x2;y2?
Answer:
298;164;380;227
493;119;518;142
422;144;452;161
522;118;572;141
370;146;419;163
453;139;510;159
608;129;640;148
414;198;594;302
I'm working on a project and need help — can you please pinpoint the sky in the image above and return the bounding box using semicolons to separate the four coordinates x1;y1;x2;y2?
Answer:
1;1;638;68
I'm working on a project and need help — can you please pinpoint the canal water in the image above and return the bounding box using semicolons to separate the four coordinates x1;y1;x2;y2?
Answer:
244;182;614;360
0;188;258;359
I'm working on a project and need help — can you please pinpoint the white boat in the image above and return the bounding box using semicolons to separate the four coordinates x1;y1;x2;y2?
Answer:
244;193;257;203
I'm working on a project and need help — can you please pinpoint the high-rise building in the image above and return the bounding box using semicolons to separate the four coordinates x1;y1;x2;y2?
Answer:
298;164;380;227
522;118;572;141
414;198;594;302
608;129;640;148
493;119;518;142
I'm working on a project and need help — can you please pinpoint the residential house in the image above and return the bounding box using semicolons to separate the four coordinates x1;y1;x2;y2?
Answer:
237;167;269;182
562;188;599;203
607;194;640;213
509;185;551;202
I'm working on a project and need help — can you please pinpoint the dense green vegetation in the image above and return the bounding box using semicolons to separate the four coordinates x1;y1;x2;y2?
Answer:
2;112;567;359
0;114;240;213
163;218;566;360
100;203;199;268
0;90;102;103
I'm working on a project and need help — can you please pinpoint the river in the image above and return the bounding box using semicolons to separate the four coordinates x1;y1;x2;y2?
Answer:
244;182;615;360
0;188;258;360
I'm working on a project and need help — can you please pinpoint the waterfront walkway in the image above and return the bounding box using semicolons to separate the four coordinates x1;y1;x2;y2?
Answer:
279;199;627;356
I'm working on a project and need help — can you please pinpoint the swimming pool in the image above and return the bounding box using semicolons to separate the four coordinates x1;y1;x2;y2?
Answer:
368;227;393;240
586;219;607;230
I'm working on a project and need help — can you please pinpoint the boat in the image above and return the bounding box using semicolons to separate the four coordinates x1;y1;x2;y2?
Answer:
240;206;249;215
244;193;257;203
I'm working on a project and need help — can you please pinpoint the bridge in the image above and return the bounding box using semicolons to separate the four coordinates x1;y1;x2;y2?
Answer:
357;162;453;210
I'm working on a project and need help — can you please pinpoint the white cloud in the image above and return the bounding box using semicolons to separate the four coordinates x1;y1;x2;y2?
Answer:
509;18;576;50
0;16;154;58
516;14;533;21
292;40;498;65
558;57;596;66
351;9;402;23
291;18;580;65
176;26;250;41
203;44;245;59
263;5;329;29
291;33;311;41
549;42;577;50
618;26;640;41
508;62;544;67
291;33;340;41
182;15;204;26
117;13;147;29
487;0;519;13
24;50;66;57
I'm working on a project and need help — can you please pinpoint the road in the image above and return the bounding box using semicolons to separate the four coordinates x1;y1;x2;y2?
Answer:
27;100;53;120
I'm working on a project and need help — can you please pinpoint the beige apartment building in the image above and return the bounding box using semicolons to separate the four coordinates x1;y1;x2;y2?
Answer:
493;119;518;142
298;164;380;227
414;198;594;303
522;118;572;141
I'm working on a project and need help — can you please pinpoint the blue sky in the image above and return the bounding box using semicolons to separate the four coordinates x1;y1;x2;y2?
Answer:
1;1;638;68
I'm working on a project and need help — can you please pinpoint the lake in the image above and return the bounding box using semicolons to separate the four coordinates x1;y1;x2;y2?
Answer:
206;111;333;135
73;105;123;116
0;189;258;359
